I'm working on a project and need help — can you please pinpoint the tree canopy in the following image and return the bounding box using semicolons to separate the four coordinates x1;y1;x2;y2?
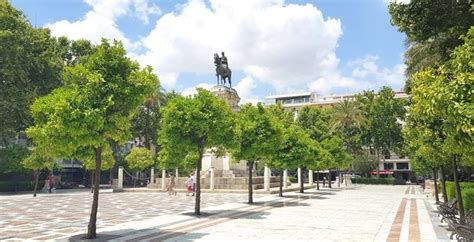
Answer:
125;147;154;172
26;39;157;238
159;88;237;214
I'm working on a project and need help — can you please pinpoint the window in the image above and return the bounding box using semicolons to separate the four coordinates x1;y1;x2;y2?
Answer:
396;162;409;170
384;163;394;170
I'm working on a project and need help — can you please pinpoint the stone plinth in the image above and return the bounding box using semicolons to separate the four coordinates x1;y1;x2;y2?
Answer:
210;85;240;111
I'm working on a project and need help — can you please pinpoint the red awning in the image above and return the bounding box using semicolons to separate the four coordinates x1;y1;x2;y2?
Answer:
369;170;394;175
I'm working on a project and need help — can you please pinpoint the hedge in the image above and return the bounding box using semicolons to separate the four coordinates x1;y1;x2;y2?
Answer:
351;177;396;185
445;181;474;213
0;180;45;192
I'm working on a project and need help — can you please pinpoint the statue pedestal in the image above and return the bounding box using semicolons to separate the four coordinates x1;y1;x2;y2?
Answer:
210;85;240;111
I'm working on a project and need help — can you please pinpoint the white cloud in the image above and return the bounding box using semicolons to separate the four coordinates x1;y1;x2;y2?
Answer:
234;76;261;105
347;55;406;91
136;0;343;91
181;83;214;97
133;0;162;24
45;0;161;50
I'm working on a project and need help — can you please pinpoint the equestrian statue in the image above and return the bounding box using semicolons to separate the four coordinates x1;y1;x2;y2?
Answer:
214;52;232;87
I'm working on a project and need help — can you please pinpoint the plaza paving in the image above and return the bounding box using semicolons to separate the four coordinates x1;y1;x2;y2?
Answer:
0;185;453;241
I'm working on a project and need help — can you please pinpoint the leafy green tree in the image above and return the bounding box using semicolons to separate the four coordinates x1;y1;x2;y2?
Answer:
266;104;294;128
159;89;237;214
0;0;65;144
388;0;473;91
131;84;166;151
22;151;55;197
409;27;474;218
126;147;153;171
271;124;319;195
331;100;366;155
232;103;283;203
296;106;337;189
0;145;29;175
357;87;406;177
27;39;156;238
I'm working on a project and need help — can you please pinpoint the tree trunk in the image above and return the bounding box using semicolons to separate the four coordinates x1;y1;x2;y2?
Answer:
337;168;341;188
33;170;39;197
316;171;320;190
452;154;464;220
90;171;94;193
195;149;203;215
87;147;102;239
440;166;448;203
376;149;380;178
433;168;439;203
248;160;254;204
279;168;283;197
299;166;304;193
328;169;332;188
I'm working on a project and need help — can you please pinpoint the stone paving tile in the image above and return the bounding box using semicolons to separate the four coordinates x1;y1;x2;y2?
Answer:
0;190;261;240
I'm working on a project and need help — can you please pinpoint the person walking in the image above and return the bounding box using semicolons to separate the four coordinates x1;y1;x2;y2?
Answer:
47;174;55;193
185;175;193;196
166;173;177;195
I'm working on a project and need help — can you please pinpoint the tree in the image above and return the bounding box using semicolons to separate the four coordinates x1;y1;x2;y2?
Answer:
408;27;474;219
357;87;406;178
126;147;154;171
0;145;29;175
125;147;153;186
271;125;319;194
83;145;115;192
296;106;333;189
159;89;237;215
321;136;351;187
27;39;156;238
131;84;166;151
232;103;283;203
0;0;65;145
22;150;55;197
331;100;366;155
388;0;473;90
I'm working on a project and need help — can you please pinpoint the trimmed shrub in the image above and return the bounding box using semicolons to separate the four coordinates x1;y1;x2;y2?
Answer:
351;177;396;185
462;188;474;213
0;181;45;192
445;181;474;213
289;176;298;183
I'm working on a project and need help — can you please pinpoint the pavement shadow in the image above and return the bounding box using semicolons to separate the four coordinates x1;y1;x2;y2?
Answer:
181;210;270;220
250;200;311;207
302;191;337;196
282;194;329;200
69;227;208;242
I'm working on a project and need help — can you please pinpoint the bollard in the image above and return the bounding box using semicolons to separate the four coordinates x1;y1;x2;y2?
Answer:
118;166;123;189
264;166;270;191
297;167;302;187
210;167;215;191
150;167;155;184
309;170;314;186
283;169;288;188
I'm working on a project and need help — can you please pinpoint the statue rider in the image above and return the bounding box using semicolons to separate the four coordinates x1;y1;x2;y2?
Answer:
221;52;228;66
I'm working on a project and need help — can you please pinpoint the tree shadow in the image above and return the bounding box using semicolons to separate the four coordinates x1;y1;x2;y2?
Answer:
250;200;311;207
181;210;270;220
281;194;329;200
69;227;209;242
302;191;337;196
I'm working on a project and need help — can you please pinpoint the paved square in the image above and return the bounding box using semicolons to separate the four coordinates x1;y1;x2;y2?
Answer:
0;185;452;241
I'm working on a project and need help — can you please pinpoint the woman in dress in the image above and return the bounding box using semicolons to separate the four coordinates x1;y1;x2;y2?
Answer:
166;173;177;195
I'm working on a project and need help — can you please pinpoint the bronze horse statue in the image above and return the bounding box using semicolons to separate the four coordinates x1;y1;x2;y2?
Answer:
214;52;232;87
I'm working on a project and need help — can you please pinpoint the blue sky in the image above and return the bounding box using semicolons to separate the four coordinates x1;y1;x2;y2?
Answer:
12;0;407;104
